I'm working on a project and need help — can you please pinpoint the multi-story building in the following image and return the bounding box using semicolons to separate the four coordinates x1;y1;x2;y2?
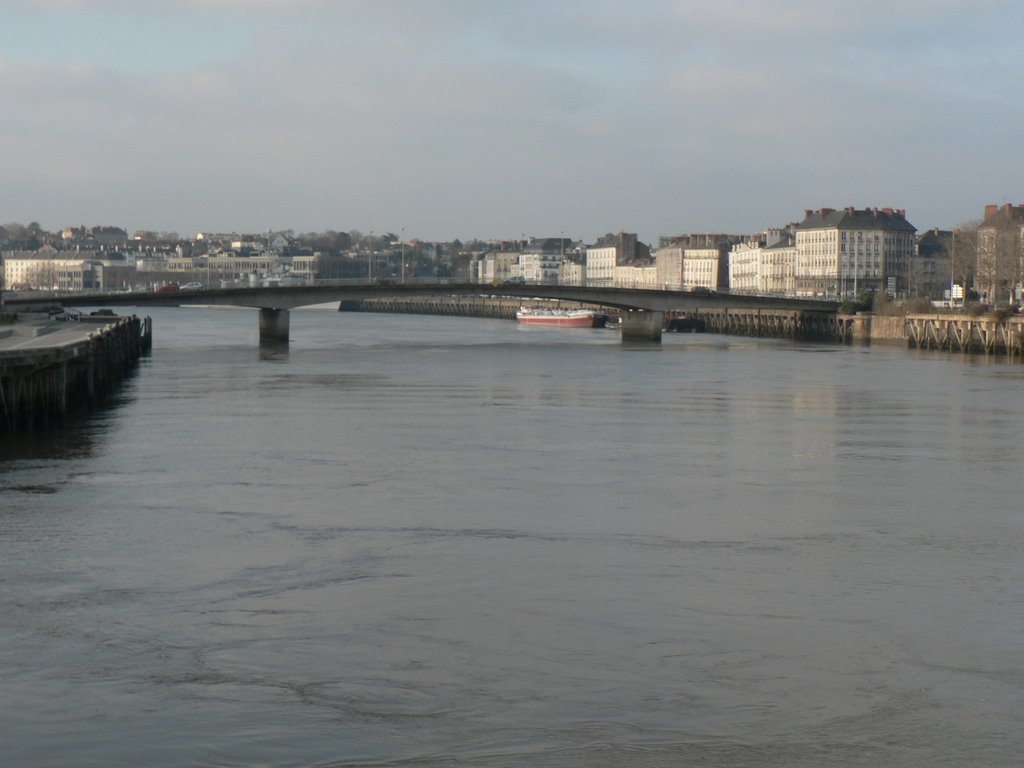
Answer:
794;207;916;298
654;247;684;290
472;251;519;284
682;247;728;291
559;260;586;286
975;203;1024;304
506;238;571;285
728;241;760;294
655;234;736;292
586;232;648;287
761;237;796;296
3;252;87;290
614;263;658;288
728;231;795;296
169;253;280;283
2;250;136;291
291;252;371;282
585;245;617;287
515;252;561;284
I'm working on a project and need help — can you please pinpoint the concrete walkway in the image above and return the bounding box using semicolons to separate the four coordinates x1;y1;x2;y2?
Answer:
0;315;118;355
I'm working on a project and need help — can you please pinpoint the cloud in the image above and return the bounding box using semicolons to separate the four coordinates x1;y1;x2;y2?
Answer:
1;1;1023;238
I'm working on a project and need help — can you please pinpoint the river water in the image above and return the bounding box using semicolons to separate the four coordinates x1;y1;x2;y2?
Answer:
1;307;1021;767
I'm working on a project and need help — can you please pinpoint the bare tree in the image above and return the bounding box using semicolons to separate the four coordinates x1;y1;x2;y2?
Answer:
951;225;978;304
976;227;1022;304
22;264;51;290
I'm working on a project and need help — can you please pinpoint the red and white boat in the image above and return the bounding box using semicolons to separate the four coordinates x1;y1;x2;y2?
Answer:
515;306;604;328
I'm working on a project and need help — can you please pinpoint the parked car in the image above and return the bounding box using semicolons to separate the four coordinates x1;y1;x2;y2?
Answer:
156;283;180;292
179;282;204;291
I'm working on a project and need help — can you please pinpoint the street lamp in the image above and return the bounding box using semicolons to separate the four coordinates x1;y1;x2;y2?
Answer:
368;230;373;283
401;226;405;284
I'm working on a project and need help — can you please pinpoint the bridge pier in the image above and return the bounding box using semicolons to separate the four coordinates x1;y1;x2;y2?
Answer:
621;309;663;343
259;308;290;343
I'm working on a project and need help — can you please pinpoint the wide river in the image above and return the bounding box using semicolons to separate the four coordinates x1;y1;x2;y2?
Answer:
1;307;1021;767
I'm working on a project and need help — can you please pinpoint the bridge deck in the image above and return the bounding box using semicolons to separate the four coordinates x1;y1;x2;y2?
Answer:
3;283;841;314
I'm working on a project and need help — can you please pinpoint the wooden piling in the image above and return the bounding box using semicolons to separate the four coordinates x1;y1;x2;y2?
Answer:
0;315;151;432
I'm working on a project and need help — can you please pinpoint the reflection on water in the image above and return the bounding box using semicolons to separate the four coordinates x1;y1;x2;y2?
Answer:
0;422;104;464
0;307;1021;767
258;339;291;361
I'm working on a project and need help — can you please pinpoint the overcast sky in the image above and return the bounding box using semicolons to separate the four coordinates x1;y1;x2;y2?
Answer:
1;0;1021;243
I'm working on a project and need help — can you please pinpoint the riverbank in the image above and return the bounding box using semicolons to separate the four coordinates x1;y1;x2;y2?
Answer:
843;312;1024;356
347;297;1024;355
0;313;151;431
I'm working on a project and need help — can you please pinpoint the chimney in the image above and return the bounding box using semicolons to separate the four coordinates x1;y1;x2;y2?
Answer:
883;207;893;215
846;206;855;215
897;209;905;218
820;208;834;217
804;209;813;219
985;204;998;219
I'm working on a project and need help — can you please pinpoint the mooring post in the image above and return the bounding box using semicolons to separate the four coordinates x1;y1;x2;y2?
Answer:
259;307;290;343
621;309;663;343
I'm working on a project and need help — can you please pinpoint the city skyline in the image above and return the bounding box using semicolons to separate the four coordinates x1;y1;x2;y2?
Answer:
1;1;1022;243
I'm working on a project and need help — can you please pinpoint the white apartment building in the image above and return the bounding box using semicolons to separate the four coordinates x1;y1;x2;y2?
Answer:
762;239;796;296
794;207;916;298
473;252;519;284
728;237;795;296
559;261;586;286
2;251;134;291
4;253;87;290
514;252;562;284
585;246;617;287
682;247;727;291
614;264;658;288
728;242;760;294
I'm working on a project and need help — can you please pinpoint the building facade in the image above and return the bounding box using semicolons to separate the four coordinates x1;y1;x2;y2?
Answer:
681;247;728;291
472;252;519;284
728;234;795;296
614;263;658;288
654;247;684;290
2;251;137;291
585;246;617;287
975;203;1024;304
514;252;561;284
794;207;916;298
559;260;586;286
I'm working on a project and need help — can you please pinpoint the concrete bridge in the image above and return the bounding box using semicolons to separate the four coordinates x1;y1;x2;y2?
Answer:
4;282;841;343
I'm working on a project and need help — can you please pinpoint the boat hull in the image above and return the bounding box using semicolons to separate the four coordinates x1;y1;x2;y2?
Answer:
516;309;604;327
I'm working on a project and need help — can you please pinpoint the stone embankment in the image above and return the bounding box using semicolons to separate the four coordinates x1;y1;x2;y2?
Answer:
0;314;152;431
903;313;1024;356
344;297;1024;358
844;312;1024;357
